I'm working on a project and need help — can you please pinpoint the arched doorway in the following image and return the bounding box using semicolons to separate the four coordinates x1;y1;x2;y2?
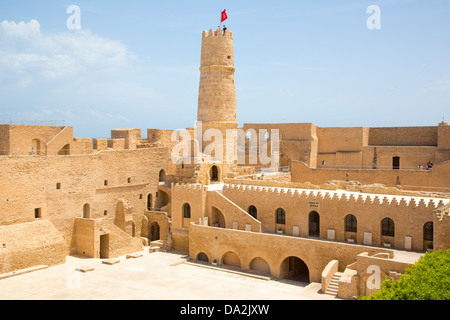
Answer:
280;256;310;283
211;207;225;228
197;252;209;262
309;211;320;237
223;251;241;268
83;203;90;219
159;169;166;182
423;221;433;241
393;156;400;170
248;205;257;219
423;221;433;251
155;190;169;211
150;222;160;241
31;139;40;155
210;165;219;182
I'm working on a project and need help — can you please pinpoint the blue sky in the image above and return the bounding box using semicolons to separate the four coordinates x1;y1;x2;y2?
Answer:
0;0;449;138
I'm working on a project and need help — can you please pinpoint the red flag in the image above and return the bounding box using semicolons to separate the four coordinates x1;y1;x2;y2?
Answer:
221;9;228;23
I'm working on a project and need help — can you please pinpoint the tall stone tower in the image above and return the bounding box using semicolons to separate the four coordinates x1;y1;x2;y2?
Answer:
196;27;238;165
197;27;237;125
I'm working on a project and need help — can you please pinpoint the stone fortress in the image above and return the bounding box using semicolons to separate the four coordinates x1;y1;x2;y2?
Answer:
1;26;449;299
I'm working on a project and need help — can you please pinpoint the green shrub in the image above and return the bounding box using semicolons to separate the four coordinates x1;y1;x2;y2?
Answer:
360;250;450;300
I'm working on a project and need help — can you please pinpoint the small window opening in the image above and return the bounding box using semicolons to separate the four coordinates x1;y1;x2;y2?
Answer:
127;177;131;183
56;182;61;189
104;180;108;186
34;208;42;219
104;210;108;216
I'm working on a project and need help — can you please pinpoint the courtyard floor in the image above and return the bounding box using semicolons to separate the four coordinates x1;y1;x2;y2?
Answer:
0;249;340;300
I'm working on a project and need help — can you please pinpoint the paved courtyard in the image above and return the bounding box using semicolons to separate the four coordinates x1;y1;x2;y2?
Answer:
0;249;339;300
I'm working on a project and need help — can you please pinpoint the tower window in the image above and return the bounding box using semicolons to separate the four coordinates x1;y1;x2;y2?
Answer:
183;203;191;219
34;208;42;219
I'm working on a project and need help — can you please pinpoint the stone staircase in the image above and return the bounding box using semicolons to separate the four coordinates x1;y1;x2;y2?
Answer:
325;272;343;296
149;240;164;253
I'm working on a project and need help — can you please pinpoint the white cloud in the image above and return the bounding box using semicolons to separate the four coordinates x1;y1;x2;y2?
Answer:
0;19;135;84
0;19;41;38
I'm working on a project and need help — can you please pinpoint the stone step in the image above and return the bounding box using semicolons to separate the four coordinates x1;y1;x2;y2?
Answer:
325;272;343;297
325;288;338;295
76;266;95;273
102;259;120;265
126;252;143;259
150;240;163;248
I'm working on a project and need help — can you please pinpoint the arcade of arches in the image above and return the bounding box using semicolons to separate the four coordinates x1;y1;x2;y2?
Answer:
195;250;311;283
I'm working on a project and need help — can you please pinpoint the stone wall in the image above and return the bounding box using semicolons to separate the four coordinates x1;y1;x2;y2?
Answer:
240;123;450;169
188;223;393;282
292;160;450;193
0;220;66;273
221;183;450;251
0;147;168;272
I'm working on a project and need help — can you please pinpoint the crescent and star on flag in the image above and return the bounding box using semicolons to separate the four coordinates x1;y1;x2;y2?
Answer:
221;9;228;23
220;9;228;28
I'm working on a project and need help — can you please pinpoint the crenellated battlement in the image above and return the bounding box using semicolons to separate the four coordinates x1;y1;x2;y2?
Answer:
202;27;233;38
435;202;450;221
172;183;204;193
223;183;450;209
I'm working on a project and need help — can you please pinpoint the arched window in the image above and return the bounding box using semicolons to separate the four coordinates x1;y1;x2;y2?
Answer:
345;214;357;233
159;169;165;182
381;218;395;237
210;166;219;181
309;211;320;237
183;203;191;219
276;208;285;225
424;221;433;241
248;205;257;219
